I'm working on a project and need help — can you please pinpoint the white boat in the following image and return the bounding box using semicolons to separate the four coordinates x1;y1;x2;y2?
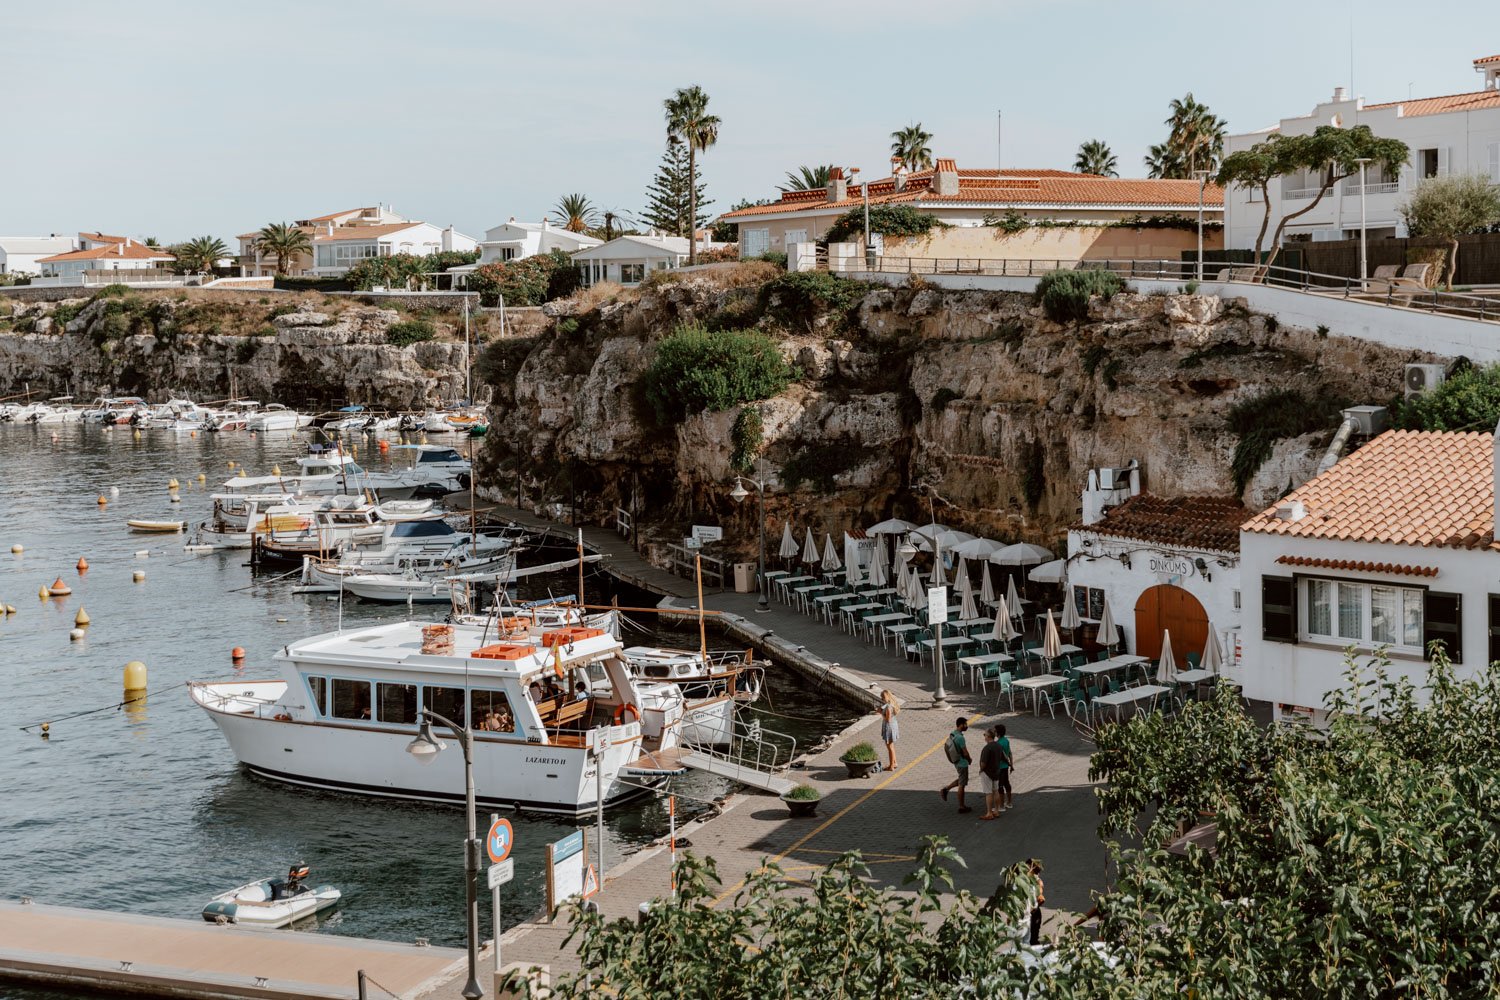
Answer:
141;398;215;431
623;646;763;748
299;519;515;589
30;397;83;424
193;492;300;549
388;444;473;494
224;448;465;500
253;496;440;563
245;403;305;432
208;401;261;432
201;864;341;927
188;620;687;814
127;519;185;532
81;396;147;424
421;408;487;434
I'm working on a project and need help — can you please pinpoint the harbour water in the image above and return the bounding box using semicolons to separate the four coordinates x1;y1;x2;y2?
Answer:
0;424;860;997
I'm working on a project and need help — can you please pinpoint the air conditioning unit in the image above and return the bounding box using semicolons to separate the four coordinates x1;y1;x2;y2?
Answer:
1404;363;1447;400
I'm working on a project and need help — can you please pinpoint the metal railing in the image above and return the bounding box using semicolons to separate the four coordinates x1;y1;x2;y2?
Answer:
664;543;724;589
693;714;798;774
615;506;632;540
847;255;1500;324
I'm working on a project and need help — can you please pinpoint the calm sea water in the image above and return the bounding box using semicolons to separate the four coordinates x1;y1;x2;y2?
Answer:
0;423;858;997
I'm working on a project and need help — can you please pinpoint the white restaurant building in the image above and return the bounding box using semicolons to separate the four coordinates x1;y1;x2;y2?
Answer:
1223;53;1500;250
1240;429;1499;723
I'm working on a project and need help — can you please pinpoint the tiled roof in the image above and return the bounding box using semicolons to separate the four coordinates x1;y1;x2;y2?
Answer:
79;231;128;244
38;243;174;262
1473;54;1500;65
310;223;422;242
1081;493;1248;553
1244;430;1496;550
1363;89;1500;117
1274;555;1440;578
721;163;1222;220
934;158;958;173
302;207;375;222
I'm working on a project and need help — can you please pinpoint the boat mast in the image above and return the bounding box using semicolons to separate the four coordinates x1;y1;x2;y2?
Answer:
463;296;472;404
576;528;585;613
695;553;707;661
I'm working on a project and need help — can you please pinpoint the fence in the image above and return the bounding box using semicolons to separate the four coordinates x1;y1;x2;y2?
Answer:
615;506;632;541
1289;233;1500;289
664;543;724;590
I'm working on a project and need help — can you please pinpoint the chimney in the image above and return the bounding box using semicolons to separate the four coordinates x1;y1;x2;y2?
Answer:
891;157;907;192
442;225;454;252
1332;86;1349;102
826;166;848;203
326;222;334;236
933;158;960;196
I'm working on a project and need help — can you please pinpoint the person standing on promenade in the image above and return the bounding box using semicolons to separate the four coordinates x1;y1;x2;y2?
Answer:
994;723;1014;811
1027;858;1046;946
939;716;972;813
879;689;901;772
978;727;1002;819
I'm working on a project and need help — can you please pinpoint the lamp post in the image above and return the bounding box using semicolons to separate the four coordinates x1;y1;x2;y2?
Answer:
1192;169;1212;282
899;535;947;708
730;465;770;613
406;709;484;1000
1354;157;1372;285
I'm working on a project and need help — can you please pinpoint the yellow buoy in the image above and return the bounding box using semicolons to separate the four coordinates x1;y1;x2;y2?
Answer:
123;660;147;690
271;465;281;476
227;461;236;468
47;578;72;596
197;473;206;482
4;605;15;616
132;570;146;583
190;430;196;438
74;607;90;627
76;557;88;572
38;585;49;600
132;429;141;440
10;544;22;554
168;478;179;489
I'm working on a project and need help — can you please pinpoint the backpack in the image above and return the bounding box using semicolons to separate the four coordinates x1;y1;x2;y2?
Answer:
944;733;962;764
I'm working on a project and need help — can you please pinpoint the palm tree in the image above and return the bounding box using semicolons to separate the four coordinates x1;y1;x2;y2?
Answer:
174;236;229;275
1074;140;1118;177
1150;94;1227;178
253;222;312;276
553;193;598;233
890;124;934;172
664;85;721;265
780;165;833;192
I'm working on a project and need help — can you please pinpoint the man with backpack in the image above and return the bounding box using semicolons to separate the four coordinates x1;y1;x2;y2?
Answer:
939;716;972;814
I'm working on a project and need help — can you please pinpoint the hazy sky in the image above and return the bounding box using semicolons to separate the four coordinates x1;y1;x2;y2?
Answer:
4;0;1498;243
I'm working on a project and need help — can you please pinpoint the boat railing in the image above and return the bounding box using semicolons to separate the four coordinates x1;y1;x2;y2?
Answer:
691;714;797;771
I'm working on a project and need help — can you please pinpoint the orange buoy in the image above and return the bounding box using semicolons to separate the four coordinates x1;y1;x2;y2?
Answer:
76;557;89;573
96;495;107;507
231;646;246;660
378;440;390;453
47;577;72;596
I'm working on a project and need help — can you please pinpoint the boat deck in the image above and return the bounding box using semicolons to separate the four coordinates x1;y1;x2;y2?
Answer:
0;899;466;999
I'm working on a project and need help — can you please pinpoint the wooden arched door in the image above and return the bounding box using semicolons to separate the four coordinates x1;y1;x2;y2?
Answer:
1133;585;1208;661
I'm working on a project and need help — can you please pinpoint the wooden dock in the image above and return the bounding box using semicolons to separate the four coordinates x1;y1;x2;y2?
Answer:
0;899;467;999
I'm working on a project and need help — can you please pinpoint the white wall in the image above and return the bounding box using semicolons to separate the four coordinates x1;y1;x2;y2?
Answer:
1240;531;1498;719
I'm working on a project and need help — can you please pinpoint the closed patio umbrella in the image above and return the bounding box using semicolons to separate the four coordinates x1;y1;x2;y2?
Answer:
1201;623;1224;675
910;570;929;611
979;562;995;605
867;517;917;535
1097;600;1117;651
1059;594;1081;634
801;527;819;567
1005;575;1024;620
846;540;864;587
779;522;798;560
868;537;889;587
1042;609;1062;662
821;533;842;572
931;551;948;586
989;601;1020;645
957;563;979;620
991;542;1054;566
1158;630;1178;683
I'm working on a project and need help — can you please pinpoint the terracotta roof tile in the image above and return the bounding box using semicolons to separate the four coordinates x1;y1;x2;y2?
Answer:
1275;555;1439;578
1078;493;1248;553
1363;89;1500;117
79;231;128;244
1473;54;1500;65
38;243;174;263
1244;430;1497;550
310;223;421;242
934;158;958;173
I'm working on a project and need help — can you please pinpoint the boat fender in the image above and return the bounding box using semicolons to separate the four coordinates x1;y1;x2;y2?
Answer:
614;703;641;725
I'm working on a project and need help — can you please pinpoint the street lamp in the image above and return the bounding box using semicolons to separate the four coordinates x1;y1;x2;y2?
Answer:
406;709;484;1000
1354;157;1372;285
729;467;770;613
1192;169;1212;283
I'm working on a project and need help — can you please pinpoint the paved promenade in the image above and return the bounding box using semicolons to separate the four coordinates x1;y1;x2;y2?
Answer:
429;509;1106;995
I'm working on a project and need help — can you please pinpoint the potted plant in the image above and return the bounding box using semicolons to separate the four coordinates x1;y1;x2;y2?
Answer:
839;741;881;779
781;783;822;817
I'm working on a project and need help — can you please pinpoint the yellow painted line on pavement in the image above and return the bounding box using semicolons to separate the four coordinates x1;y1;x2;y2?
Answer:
711;732;951;907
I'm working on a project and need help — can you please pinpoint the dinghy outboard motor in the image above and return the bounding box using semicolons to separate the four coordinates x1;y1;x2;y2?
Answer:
285;862;310;896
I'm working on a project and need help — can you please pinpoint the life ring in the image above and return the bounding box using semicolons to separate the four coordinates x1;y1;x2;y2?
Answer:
613;703;641;725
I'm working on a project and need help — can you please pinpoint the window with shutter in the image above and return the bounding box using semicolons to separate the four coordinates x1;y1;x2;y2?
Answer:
1262;576;1297;643
1423;591;1462;664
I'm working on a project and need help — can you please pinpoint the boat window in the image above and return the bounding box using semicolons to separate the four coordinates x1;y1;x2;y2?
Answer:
418;449;463;464
391;521;456;539
377;682;418;725
471;689;517;734
423;685;466;724
305;676;327;716
331;678;372;721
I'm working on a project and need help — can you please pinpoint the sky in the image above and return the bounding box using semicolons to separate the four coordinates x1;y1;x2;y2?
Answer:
4;0;1500;244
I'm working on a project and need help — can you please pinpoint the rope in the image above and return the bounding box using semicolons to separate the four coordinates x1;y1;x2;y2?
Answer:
748;705;839;724
226;565;302;593
361;972;406;999
18;681;180;731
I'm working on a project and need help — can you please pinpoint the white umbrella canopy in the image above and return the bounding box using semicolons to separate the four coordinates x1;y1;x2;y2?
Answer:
867;517;918;535
989;601;1020;643
909;523;951;551
1059;595;1081;632
1028;558;1067;584
952;537;1003;560
868;538;890;586
931;553;948;586
779;522;798;560
979;562;995;605
910;569;929;611
1201;623;1224;675
957;563;979;620
821;533;842;571
801;527;819;566
935;529;976;551
991;542;1055;566
1097;600;1117;650
1042;609;1062;661
1005;575;1024;619
1158;630;1178;683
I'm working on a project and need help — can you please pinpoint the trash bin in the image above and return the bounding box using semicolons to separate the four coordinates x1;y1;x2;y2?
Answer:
733;562;756;594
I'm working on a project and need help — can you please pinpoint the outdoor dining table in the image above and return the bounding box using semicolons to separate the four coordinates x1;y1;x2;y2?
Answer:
1076;654;1148;677
839;601;882;632
1012;673;1068;715
1171;669;1215;685
1093;683;1171;721
956;650;1014;688
794;583;837;613
776;574;816;600
887;622;922;652
864;611;911;646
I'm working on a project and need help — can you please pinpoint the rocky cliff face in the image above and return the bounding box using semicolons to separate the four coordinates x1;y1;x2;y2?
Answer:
479;271;1437;554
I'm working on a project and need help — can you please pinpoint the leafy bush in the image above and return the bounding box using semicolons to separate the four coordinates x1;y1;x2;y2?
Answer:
840;741;878;763
783;783;821;801
52;302;84;328
824;204;943;244
268;303;300;320
1228;388;1346;495
386;319;436;347
984;209;1031;235
475;336;540;387
756;251;788;269
1397;363;1500;431
758;271;865;332
1035;269;1125;323
1101;358;1123;390
930;387;960;411
642;325;791;426
95;284;130;299
468;249;579;307
556;317;580;336
730;407;762;473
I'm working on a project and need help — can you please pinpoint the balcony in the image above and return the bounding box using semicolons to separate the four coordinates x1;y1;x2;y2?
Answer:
1342;179;1401;196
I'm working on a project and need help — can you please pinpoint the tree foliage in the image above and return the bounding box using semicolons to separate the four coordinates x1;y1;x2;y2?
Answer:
641;143;713;237
466;249;579;306
385;319;436;346
1396;360;1500;430
1074;139;1118;177
1399;173;1500;288
253;222;312;276
890;123;934;172
1034;269;1125;323
664;85;721;265
1217;125;1409;273
1226;386;1345;495
171;235;229;274
823;204;943;244
343;250;478;291
641;324;791;426
779;164;833;192
553;193;598;233
1146;93;1227;178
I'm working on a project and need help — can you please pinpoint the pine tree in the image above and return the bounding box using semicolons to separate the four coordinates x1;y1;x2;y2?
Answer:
641;143;712;237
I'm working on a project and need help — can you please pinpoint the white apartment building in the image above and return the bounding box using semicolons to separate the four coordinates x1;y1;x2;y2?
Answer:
35;237;175;285
1241;429;1498;724
0;235;77;276
236;206;477;277
1223;54;1500;250
474;219;601;264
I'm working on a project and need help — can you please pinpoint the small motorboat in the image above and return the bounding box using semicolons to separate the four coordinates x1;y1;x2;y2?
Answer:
202;863;341;927
127;520;186;533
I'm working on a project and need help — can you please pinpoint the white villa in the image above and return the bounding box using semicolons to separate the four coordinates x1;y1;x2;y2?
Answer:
1223;54;1500;250
475;219;601;263
0;235;77;277
1240;429;1496;724
573;233;715;286
35;236;175;285
1066;464;1246;672
236;206;477;277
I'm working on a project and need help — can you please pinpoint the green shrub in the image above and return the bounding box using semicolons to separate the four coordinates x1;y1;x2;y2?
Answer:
52;302;84;328
930;387;960;411
985;209;1030;235
758;271;865;332
783;783;821;801
1397;363;1500;431
475;336;540;387
557;317;580;336
1228;388;1346;495
1035;269;1125;323
253;324;276;337
268;303;299;320
730;407;762;473
642;324;791;426
386;319;436;347
756;251;788;269
468;249;578;307
95;284;130;299
1101;358;1123;390
235;339;261;363
840;741;878;763
824;204;943;244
